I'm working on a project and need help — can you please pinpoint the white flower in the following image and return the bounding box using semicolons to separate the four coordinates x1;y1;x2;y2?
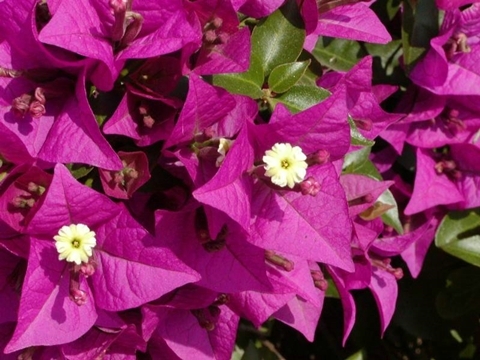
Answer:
263;143;308;188
54;224;97;265
216;138;233;167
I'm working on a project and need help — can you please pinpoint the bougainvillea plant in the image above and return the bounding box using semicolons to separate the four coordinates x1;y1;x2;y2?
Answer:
1;0;480;359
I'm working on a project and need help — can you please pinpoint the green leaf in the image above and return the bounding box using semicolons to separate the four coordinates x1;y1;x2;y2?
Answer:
346;350;367;360
435;208;480;267
240;341;261;360
436;266;480;319
312;37;367;71
268;60;310;94
251;0;305;76
297;50;324;85
401;0;439;72
459;343;477;359
231;346;245;360
212;53;264;99
379;189;403;234
88;86;122;127
325;278;340;298
348;116;376;147
370;0;401;22
364;40;407;85
268;84;330;113
343;146;372;173
66;164;94;180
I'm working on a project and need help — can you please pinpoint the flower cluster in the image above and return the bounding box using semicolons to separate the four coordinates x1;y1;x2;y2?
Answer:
0;0;478;358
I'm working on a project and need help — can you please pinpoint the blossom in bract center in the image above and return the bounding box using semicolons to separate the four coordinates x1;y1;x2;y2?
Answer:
216;138;233;167
54;224;97;265
263;143;308;188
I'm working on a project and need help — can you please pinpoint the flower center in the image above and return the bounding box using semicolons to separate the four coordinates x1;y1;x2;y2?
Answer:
54;224;97;265
263;143;308;189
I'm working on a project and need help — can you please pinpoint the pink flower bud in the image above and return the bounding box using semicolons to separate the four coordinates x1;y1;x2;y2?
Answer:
265;250;294;271
121;12;143;48
210;17;223;29
307;149;330;166
125;168;139;180
112;172;125;184
110;0;128;41
191;307;220;331
353;118;373;131
34;87;46;104
70;289;87;306
29;101;46;118
79;262;96;277
300;177;321;196
347;193;374;207
142;115;155;128
0;67;22;78
203;29;217;44
12;94;32;118
311;270;328;291
213;294;230;305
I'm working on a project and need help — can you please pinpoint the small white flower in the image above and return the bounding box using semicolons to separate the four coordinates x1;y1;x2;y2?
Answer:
263;143;308;188
216;138;233;167
54;224;97;265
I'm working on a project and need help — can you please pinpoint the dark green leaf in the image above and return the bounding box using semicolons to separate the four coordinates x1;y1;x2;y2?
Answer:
459;343;477;359
268;84;330;113
241;341;261;360
251;0;305;76
268;60;310;94
436;209;480;267
88;87;122;127
401;0;439;72
212;53;264;99
364;40;407;85
370;0;402;22
436;266;480;319
325;278;340;298
312;37;367;71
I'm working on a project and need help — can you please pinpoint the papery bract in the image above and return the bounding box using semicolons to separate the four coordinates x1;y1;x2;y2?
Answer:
144;304;239;360
193;125;253;232
253;87;350;161
410;5;480;96
0;74;122;170
251;164;354;271
99;151;151;199
305;3;391;51
156;207;270;293
165;74;236;148
6;164;199;352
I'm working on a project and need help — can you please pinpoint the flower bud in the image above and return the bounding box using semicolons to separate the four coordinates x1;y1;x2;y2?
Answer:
300;176;321;196
12;94;32;118
265;250;294;271
70;289;87;306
